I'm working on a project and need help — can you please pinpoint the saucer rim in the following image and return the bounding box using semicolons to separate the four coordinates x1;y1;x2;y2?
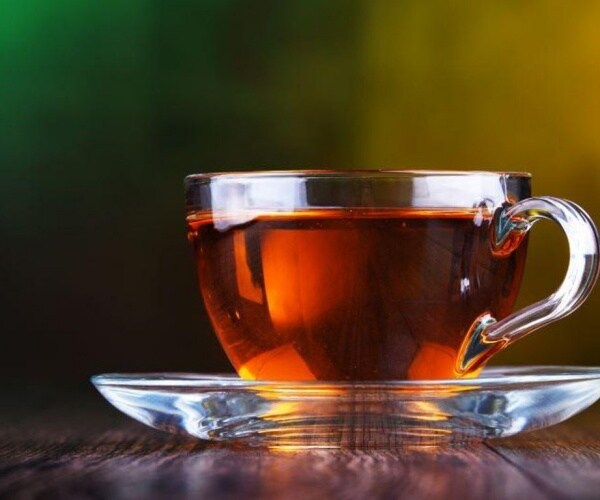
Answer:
91;365;600;389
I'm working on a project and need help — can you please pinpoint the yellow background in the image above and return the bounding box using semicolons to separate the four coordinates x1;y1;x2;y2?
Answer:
358;2;600;366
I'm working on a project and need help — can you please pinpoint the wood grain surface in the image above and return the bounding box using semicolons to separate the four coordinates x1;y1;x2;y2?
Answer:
1;384;599;499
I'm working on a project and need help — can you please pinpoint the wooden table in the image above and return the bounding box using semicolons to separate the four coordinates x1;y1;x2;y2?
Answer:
1;384;600;499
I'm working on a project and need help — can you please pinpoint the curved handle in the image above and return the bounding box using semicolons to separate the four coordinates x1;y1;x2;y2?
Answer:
457;196;600;374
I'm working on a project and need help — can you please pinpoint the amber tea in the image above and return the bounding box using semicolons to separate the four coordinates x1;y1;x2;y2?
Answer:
188;208;528;381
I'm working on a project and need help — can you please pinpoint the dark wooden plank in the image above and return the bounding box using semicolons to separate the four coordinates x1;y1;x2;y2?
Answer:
0;436;542;499
0;386;598;499
488;410;600;499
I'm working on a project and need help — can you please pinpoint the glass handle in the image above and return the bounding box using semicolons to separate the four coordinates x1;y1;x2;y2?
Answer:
457;196;600;374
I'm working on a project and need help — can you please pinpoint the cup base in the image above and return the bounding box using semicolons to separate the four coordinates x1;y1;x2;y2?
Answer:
92;366;600;450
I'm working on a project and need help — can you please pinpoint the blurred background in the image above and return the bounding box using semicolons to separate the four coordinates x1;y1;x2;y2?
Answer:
2;0;599;384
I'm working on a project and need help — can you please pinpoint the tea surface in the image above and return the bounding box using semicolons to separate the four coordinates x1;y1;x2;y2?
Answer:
188;209;527;380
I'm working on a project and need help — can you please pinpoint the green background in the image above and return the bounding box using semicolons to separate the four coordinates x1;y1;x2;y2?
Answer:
2;1;599;381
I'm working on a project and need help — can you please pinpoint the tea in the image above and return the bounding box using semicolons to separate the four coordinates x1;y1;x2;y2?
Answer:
188;209;528;380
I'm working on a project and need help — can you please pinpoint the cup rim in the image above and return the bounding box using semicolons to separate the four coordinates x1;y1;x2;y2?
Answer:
185;169;532;183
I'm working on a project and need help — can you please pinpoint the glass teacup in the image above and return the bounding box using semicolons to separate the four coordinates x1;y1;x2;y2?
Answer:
185;171;599;381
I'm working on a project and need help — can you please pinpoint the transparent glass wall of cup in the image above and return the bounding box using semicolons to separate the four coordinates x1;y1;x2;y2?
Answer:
185;171;599;381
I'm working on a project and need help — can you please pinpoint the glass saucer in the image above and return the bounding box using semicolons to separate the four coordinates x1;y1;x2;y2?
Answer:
92;366;600;450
